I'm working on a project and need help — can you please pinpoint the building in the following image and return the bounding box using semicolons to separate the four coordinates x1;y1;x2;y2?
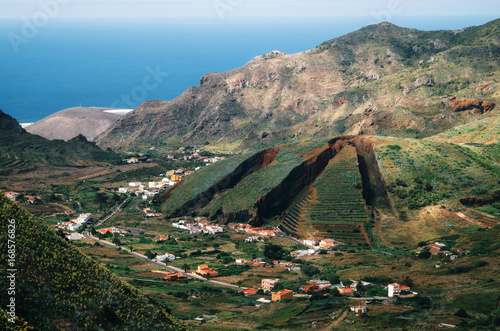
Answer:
197;265;218;277
235;258;247;265
242;288;258;297
301;279;332;293
157;253;176;262
303;239;316;247
350;303;367;314
165;271;186;280
430;242;446;255
4;192;19;201
143;208;160;217
319;239;335;249
129;181;142;187
96;227;121;235
153;235;170;242
272;289;294;302
203;225;224;235
118;187;129;194
65;233;85;240
338;287;354;295
262;279;280;292
388;283;411;297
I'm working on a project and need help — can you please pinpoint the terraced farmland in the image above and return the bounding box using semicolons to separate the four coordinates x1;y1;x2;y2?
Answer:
0;153;30;175
304;145;369;245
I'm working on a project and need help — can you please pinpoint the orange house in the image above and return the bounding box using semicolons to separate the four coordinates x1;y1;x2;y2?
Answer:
272;289;293;302
197;264;218;277
165;271;186;280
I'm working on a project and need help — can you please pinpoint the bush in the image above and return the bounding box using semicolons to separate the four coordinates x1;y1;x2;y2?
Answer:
263;243;286;260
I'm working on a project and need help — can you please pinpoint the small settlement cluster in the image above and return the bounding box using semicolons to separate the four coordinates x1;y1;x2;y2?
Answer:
56;213;92;240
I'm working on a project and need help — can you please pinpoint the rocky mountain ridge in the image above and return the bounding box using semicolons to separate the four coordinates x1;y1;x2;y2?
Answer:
96;19;500;151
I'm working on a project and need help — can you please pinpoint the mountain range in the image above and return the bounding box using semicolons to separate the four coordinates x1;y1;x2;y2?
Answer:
95;19;499;151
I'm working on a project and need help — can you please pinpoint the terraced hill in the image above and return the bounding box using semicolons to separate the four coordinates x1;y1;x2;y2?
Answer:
303;145;369;245
161;132;499;247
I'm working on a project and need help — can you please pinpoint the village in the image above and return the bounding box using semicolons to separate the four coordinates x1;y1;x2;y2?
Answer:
1;146;486;329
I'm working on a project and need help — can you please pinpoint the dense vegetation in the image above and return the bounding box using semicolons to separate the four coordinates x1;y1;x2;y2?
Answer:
0;195;189;330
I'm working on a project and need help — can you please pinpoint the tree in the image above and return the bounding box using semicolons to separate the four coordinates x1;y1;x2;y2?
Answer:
455;309;468;318
356;282;366;294
418;249;431;259
263;243;286;260
145;249;155;260
182;263;190;273
321;267;340;285
272;282;285;292
112;237;121;246
302;262;320;277
330;288;340;297
112;193;121;203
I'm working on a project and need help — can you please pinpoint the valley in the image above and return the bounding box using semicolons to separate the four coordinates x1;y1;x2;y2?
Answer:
1;18;499;330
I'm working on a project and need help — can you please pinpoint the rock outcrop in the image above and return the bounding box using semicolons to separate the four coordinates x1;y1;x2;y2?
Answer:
445;97;496;114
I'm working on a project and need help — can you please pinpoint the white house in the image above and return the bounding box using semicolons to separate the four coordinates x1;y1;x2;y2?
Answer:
129;181;142;187
157;253;176;262
66;233;85;240
388;283;411;297
203;226;224;235
118;187;129;194
303;239;316;247
76;213;92;223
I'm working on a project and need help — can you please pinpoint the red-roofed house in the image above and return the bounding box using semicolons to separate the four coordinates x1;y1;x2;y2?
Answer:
242;288;258;297
96;227;120;234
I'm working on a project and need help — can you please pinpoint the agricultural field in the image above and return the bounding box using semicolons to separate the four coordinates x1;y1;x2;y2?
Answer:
304;145;368;245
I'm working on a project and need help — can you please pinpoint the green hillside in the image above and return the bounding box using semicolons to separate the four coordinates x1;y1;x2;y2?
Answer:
0;194;189;330
375;138;500;210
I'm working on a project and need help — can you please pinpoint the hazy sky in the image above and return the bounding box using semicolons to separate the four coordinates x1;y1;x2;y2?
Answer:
1;0;499;19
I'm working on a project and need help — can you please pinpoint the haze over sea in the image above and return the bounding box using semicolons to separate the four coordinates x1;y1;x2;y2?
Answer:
0;16;496;123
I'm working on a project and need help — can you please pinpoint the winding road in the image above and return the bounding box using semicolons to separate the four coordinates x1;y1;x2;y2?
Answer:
82;230;245;291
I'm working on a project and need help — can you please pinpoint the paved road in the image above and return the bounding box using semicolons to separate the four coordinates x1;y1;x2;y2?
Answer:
82;231;245;291
95;193;131;227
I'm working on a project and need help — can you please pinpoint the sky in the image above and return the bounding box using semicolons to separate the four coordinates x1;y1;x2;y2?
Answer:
0;0;499;20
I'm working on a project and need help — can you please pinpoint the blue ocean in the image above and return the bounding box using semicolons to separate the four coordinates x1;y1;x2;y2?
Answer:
0;16;496;123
